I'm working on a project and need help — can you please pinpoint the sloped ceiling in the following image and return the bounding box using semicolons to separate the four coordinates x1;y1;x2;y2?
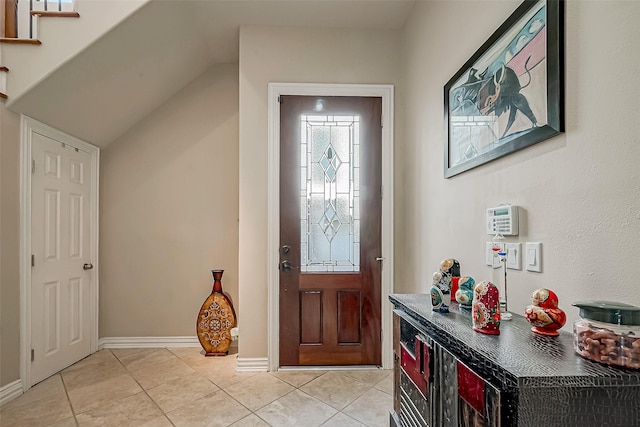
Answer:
8;0;415;147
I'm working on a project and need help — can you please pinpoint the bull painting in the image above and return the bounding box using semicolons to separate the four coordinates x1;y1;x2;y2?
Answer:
444;0;564;178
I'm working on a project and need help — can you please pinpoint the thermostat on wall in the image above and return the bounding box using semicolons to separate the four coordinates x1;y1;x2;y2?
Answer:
487;205;519;236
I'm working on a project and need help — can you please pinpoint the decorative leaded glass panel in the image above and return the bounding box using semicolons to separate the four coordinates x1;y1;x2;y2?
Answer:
300;115;360;272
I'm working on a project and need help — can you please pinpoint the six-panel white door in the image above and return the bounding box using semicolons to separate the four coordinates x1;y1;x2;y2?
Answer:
30;131;92;385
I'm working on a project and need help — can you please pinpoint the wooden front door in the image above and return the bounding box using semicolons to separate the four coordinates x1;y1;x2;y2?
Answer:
279;96;382;366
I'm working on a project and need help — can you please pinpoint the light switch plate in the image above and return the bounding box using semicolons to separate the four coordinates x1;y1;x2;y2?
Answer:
505;243;522;270
525;242;542;272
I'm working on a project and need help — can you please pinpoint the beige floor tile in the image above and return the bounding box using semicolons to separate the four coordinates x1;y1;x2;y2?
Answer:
270;370;326;387
195;362;258;389
0;393;73;427
139;415;174;426
75;391;163;426
230;413;271;426
110;348;148;359
145;371;219;413
180;351;238;371
255;389;337;427
374;372;394;395
321;412;367;426
47;417;78;427
224;372;294;411
114;348;176;372
342;369;392;387
342;388;393;427
300;371;371;410
61;354;127;391
167;389;251;426
61;350;117;373
1;374;65;410
68;372;142;414
130;356;196;390
168;346;207;363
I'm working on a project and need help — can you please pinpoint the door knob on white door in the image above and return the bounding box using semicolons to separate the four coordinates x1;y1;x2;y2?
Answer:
83;263;94;270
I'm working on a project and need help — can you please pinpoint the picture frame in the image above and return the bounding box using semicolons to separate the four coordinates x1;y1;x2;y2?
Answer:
444;0;564;178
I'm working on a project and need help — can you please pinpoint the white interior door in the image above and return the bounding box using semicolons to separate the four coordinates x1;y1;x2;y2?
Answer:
30;131;93;385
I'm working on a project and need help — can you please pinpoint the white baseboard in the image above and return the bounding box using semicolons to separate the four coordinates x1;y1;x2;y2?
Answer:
98;336;238;351
236;357;269;372
98;336;201;349
0;379;23;406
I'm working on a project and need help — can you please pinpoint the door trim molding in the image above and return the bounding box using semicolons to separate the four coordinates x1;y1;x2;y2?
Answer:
267;83;394;371
19;115;100;389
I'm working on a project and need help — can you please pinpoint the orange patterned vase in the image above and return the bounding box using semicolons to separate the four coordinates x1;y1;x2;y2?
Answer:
196;270;237;356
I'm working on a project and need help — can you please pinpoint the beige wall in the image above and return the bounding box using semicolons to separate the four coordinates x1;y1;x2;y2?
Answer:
238;26;401;359
398;1;640;329
0;105;21;386
99;63;239;338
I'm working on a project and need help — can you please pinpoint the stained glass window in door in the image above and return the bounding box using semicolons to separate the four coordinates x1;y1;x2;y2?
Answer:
300;115;360;272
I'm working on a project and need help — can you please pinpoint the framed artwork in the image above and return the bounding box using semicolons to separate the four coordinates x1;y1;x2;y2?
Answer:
444;0;564;178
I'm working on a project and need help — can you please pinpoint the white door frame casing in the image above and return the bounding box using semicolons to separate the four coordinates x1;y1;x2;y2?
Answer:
267;83;394;371
19;115;100;389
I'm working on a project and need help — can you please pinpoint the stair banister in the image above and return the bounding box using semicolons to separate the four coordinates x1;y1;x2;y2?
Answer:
4;0;76;39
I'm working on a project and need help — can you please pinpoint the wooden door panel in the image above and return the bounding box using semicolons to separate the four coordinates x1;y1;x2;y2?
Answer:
300;291;322;344
338;291;361;343
280;95;381;366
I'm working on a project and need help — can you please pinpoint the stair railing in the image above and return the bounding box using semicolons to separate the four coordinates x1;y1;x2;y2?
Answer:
5;0;76;39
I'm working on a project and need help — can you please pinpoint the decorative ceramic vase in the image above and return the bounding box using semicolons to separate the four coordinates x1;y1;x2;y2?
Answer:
472;281;501;335
196;270;237;356
525;288;566;336
455;276;475;309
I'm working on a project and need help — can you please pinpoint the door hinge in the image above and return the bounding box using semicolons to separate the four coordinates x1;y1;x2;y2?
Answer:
381;185;384;199
31;254;35;267
380;114;383;128
31;349;35;362
32;159;35;174
278;96;282;104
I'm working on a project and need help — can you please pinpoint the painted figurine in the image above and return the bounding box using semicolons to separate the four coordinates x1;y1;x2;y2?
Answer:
524;288;566;336
432;258;461;294
472;281;501;335
455;276;475;309
431;284;449;313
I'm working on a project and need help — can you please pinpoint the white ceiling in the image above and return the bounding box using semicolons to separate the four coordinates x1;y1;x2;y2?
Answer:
8;0;415;147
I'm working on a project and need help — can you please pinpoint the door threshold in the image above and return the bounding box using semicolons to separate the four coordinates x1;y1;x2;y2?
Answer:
277;365;383;371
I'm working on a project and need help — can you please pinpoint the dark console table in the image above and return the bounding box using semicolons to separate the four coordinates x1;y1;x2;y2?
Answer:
389;294;640;427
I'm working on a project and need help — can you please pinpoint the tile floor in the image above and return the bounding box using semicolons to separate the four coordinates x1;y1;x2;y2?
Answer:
0;347;393;426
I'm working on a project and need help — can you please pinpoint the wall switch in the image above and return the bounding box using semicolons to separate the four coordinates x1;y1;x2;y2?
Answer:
525;242;542;272
505;243;522;270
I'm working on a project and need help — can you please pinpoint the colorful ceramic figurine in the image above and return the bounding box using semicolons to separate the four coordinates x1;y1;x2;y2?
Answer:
430;285;449;313
472;281;501;335
433;258;461;294
524;288;566;336
455;276;475;309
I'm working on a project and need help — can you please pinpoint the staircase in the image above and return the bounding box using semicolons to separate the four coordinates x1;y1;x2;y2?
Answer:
0;0;147;104
0;1;79;100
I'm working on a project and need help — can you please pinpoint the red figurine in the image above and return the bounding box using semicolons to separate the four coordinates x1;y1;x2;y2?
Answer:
525;288;566;336
472;281;501;335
